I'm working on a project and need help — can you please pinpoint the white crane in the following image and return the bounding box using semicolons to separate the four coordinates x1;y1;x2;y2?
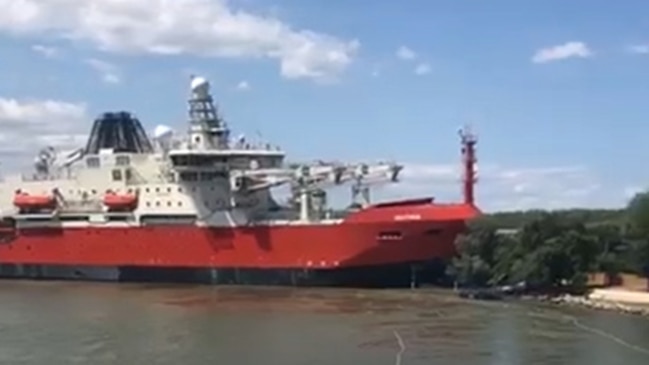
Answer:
287;160;403;221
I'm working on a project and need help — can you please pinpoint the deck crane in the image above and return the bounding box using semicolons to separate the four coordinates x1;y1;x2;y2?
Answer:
288;160;403;221
345;162;403;208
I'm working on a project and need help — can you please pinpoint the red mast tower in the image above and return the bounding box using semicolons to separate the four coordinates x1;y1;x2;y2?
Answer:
459;126;478;205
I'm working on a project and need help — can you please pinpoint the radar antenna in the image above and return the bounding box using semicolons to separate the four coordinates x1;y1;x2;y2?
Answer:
187;75;229;150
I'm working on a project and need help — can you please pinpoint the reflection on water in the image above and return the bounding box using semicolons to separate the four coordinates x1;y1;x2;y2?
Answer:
0;281;648;364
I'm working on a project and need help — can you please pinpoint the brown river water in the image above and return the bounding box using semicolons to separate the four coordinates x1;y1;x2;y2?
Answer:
0;281;648;364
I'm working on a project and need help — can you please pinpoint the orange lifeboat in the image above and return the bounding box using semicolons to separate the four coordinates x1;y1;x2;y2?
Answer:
13;192;57;210
103;191;138;211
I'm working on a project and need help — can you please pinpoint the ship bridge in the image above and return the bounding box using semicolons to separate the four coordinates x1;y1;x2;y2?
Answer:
162;75;291;195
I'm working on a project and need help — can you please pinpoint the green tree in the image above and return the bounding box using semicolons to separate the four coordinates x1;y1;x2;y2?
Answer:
624;191;649;276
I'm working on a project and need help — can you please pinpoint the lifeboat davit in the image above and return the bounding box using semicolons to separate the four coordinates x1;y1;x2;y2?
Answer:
13;192;57;210
103;191;138;211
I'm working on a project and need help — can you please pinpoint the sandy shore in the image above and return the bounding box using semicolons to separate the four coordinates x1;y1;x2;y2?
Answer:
550;288;649;316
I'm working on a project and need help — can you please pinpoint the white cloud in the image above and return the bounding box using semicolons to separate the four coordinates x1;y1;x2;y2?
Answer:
0;97;88;168
532;41;592;64
396;46;416;61
0;0;359;83
236;80;250;91
628;44;649;54
377;162;617;212
84;58;121;84
414;62;431;75
31;44;59;58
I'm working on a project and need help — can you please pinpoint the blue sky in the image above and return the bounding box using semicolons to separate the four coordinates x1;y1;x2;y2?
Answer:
0;0;648;211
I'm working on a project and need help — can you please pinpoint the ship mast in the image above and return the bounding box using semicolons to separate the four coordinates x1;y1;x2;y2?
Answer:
459;125;477;205
187;76;229;150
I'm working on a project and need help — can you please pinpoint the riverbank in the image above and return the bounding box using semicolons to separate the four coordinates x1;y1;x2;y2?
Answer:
544;288;649;317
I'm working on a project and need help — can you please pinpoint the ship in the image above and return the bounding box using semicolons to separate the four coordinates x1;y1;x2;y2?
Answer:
0;76;480;288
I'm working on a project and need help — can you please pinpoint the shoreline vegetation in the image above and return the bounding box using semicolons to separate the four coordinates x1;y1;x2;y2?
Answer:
446;191;649;316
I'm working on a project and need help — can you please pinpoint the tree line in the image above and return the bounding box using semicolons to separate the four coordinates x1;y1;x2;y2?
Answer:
447;192;649;293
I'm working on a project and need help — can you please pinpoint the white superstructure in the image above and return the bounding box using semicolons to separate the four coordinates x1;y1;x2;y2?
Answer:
0;76;403;227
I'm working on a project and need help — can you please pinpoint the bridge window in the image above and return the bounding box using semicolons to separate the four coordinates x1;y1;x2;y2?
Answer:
180;172;198;182
200;171;226;181
171;154;227;167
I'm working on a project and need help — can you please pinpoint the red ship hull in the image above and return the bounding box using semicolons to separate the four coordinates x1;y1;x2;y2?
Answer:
0;199;480;287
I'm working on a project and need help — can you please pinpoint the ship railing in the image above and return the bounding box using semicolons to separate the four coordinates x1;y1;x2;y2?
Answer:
11;212;57;221
253;218;343;226
60;200;104;212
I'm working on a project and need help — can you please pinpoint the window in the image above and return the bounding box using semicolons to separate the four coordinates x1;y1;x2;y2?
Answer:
125;169;132;181
377;231;402;241
112;169;122;181
179;172;198;182
115;155;130;166
171;154;227;167
200;171;226;181
87;157;100;168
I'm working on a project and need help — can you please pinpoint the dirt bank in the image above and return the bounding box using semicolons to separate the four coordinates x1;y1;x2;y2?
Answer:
550;288;649;316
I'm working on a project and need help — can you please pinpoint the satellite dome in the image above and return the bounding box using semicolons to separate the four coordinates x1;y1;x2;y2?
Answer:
153;124;173;139
190;76;210;96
